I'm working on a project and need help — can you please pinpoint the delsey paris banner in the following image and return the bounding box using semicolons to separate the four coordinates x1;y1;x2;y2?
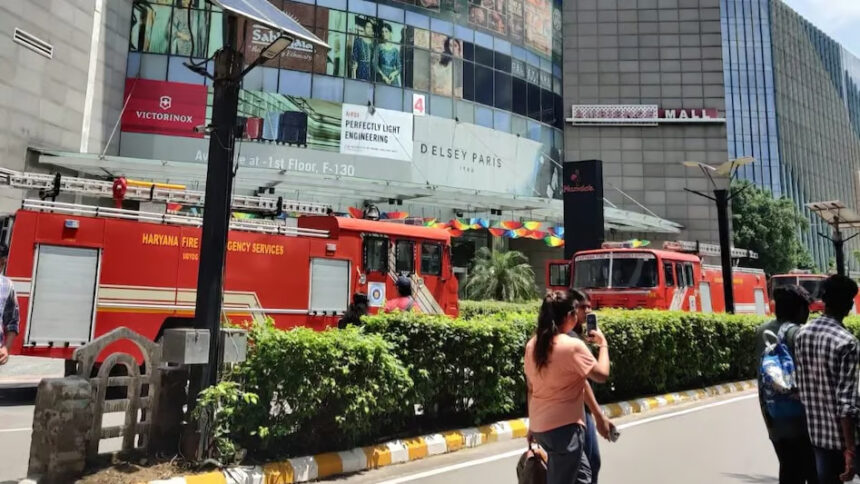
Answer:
340;104;413;161
411;116;543;195
121;79;207;138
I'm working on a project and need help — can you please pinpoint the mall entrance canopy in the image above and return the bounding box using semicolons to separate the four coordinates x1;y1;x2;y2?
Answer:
30;148;682;235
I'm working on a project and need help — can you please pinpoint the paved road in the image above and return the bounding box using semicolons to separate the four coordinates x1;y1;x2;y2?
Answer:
0;402;34;483
1;389;856;483
323;392;860;484
0;392;122;483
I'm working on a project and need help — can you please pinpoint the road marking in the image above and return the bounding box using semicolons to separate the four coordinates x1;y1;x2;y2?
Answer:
375;393;757;484
615;393;756;430
0;428;31;433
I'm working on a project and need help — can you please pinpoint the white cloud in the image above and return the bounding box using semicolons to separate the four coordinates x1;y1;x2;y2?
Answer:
780;0;860;56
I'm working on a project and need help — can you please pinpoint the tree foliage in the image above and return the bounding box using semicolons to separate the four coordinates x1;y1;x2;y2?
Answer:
463;247;537;302
731;180;814;275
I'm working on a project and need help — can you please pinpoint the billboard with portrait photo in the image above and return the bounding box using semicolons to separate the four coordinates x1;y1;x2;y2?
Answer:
524;0;551;55
130;1;172;54
170;1;209;57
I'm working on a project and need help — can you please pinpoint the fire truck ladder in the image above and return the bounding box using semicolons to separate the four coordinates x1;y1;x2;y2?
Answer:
0;168;331;216
664;240;758;260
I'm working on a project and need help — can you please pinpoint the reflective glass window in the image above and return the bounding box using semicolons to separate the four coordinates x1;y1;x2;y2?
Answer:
475;65;494;106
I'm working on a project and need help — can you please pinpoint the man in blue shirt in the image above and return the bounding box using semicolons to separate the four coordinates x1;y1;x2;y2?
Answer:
0;244;19;365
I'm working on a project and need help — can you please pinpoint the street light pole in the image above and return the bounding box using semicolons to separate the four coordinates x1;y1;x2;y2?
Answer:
834;228;846;276
195;14;242;388
714;189;735;314
682;157;755;315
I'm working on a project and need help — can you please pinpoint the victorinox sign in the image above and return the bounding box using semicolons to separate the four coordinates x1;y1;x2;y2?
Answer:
121;79;207;138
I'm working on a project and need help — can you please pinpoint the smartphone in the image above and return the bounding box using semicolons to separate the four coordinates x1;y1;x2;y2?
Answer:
609;424;621;442
586;313;598;334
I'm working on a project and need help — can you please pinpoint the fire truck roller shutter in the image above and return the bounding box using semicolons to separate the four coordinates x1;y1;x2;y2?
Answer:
309;258;350;316
699;282;714;313
27;245;100;347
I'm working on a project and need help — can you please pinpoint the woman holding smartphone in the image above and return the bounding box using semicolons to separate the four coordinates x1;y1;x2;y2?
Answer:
525;290;611;484
568;289;615;484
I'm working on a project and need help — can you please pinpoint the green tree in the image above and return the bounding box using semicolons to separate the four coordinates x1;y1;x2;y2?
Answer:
731;180;814;275
464;247;537;302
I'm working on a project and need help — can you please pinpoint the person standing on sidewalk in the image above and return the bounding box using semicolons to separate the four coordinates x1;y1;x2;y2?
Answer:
795;275;860;483
755;284;817;484
525;290;611;484
0;244;19;365
567;289;613;484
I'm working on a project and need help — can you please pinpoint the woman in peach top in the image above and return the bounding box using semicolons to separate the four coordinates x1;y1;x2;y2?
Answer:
525;290;611;484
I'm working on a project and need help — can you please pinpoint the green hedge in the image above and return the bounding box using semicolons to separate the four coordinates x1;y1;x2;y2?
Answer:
225;324;413;458
459;299;541;319
215;309;860;460
360;312;534;425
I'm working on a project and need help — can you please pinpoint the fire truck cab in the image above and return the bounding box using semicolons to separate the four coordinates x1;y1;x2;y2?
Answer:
546;241;770;315
768;271;826;313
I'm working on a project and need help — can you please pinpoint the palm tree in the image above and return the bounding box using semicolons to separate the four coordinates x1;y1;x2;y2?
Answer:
464;248;537;302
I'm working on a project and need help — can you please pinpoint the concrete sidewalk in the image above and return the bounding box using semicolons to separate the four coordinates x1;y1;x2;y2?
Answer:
0;356;63;389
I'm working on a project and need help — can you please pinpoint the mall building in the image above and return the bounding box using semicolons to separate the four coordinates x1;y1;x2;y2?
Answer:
563;0;860;272
1;0;682;290
1;0;858;284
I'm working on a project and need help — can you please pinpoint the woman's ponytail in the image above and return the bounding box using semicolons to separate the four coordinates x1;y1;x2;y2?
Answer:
534;290;574;370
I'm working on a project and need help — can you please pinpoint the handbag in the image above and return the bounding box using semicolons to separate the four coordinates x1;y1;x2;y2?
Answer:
516;435;547;484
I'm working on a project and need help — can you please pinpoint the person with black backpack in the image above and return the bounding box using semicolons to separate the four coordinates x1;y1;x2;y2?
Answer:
756;284;817;483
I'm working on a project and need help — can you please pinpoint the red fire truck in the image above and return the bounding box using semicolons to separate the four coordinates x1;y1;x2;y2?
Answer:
0;170;458;361
768;271;826;313
546;241;770;315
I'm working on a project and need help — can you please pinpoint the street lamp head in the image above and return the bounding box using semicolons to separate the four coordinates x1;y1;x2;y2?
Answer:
715;156;755;177
260;35;293;60
681;161;716;171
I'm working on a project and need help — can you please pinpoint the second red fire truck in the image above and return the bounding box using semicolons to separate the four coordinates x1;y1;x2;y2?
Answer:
547;240;770;315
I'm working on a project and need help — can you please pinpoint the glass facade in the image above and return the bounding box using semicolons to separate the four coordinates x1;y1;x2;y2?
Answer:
721;0;860;271
126;0;564;144
721;0;781;197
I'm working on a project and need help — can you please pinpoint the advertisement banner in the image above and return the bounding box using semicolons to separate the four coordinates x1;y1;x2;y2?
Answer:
119;132;413;182
411;116;543;195
340;104;413;161
120;79;207;138
563;160;604;259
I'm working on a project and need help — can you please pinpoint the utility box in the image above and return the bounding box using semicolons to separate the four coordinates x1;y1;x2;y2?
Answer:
220;328;248;363
161;329;210;365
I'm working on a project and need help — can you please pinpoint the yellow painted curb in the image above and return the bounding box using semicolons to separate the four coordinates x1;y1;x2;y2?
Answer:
263;462;294;484
185;472;227;484
314;453;343;479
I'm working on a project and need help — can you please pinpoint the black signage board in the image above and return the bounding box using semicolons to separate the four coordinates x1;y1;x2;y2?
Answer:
562;160;604;259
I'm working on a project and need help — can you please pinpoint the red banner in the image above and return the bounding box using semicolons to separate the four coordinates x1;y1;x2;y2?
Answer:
121;79;207;138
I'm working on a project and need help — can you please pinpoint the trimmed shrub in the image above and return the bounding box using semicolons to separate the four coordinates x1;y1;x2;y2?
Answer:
459;299;541;319
593;310;762;401
360;312;535;425
226;322;413;458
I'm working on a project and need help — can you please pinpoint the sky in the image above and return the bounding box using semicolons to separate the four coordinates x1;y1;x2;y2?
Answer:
781;0;860;57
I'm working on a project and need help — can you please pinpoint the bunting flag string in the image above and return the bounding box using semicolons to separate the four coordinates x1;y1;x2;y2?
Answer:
343;208;565;247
